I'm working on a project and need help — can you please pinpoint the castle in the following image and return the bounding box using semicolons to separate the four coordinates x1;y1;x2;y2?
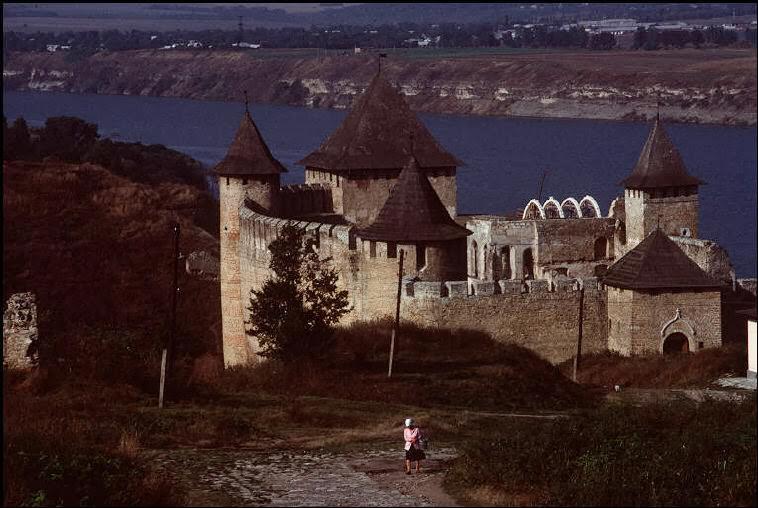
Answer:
215;71;736;368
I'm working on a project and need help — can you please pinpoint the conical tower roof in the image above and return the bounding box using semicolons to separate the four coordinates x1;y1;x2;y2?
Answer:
603;229;720;290
620;116;702;189
298;72;462;171
213;108;287;176
357;155;471;242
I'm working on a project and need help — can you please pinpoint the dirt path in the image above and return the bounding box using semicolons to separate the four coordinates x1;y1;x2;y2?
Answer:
145;446;460;507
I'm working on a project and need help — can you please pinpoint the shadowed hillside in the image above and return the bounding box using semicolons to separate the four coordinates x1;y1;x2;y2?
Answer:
2;160;221;355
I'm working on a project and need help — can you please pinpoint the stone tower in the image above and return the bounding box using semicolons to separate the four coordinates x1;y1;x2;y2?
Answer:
214;105;287;367
298;69;462;226
622;115;703;250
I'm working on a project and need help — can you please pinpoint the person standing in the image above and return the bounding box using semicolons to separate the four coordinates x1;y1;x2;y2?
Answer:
403;417;425;474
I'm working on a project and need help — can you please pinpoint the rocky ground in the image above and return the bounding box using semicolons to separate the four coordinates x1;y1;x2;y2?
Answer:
4;48;756;125
145;446;459;507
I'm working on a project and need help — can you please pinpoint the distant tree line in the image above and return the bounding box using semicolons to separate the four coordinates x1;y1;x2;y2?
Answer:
632;25;747;50
3;115;218;235
6;21;755;57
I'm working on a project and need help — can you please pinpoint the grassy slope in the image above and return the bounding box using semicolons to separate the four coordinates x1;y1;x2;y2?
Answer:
2;160;221;348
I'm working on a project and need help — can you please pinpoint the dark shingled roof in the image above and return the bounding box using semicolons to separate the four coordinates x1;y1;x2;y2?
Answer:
298;73;462;171
620;116;703;189
213;109;287;176
357;155;471;242
603;229;721;290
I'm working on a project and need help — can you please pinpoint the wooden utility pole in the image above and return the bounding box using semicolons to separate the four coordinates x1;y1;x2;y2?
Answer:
388;249;404;378
572;286;584;382
159;222;181;408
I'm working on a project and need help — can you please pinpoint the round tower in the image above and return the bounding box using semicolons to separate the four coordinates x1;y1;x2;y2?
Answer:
621;115;702;251
214;102;287;367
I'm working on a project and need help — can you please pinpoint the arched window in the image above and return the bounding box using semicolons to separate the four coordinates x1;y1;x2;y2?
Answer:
523;248;534;280
594;237;608;260
471;240;479;278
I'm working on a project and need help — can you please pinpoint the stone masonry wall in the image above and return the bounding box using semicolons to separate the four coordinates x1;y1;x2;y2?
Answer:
608;286;721;356
3;292;37;369
236;206;608;365
402;280;608;365
671;236;735;285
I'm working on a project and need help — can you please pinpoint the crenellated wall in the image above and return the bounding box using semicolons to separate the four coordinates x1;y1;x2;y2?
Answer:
401;277;608;365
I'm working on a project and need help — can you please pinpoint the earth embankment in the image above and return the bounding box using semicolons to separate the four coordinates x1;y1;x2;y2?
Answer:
3;48;756;125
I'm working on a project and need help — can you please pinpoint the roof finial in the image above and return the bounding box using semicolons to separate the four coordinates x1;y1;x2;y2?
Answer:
243;90;249;113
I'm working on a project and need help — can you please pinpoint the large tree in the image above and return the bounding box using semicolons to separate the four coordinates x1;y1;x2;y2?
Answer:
246;223;351;362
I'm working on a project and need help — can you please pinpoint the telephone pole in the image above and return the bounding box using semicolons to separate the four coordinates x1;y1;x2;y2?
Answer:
388;249;404;378
159;222;181;408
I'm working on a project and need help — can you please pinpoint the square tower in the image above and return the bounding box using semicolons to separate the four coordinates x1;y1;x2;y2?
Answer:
622;116;702;249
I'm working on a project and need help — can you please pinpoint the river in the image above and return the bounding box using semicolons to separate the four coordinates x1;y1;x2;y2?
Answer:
3;90;756;277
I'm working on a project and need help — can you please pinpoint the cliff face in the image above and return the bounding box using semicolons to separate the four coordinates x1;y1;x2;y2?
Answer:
4;49;756;125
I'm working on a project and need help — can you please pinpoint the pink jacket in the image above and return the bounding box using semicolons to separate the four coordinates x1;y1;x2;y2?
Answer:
404;427;419;451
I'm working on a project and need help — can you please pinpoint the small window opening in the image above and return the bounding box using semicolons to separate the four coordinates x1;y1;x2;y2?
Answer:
387;242;397;258
680;228;692;238
226;177;230;186
698;341;704;350
242;178;248;185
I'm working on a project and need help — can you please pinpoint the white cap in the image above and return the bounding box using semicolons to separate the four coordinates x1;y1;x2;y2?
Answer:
405;418;414;427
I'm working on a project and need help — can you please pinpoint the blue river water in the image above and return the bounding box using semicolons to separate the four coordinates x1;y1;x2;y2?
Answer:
3;90;756;277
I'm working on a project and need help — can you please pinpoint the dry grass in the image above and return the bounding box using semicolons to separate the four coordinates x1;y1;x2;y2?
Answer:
560;342;747;389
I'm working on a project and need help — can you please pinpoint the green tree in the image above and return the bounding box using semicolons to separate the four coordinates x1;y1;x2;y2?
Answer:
38;116;99;163
246;223;351;362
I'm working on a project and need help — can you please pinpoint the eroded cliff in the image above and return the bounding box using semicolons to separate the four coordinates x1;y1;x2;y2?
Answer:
4;49;756;125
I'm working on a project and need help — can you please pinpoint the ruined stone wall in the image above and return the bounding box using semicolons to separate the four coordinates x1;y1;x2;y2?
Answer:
402;278;608;365
279;183;334;217
3;292;37;369
466;216;616;282
607;286;721;356
671;236;735;285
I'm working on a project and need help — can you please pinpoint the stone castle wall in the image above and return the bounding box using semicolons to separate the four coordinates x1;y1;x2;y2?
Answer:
402;278;608;365
607;286;721;355
237;204;609;365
